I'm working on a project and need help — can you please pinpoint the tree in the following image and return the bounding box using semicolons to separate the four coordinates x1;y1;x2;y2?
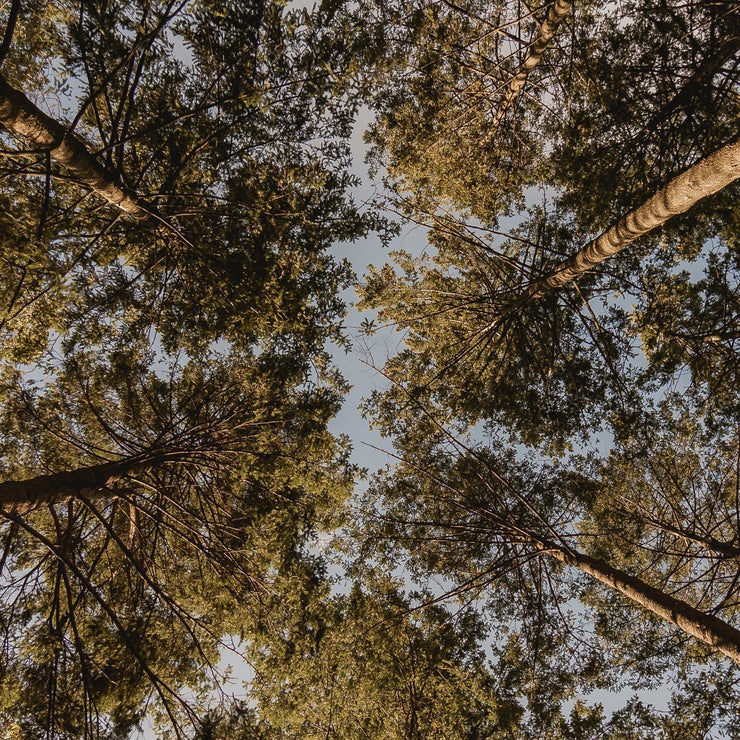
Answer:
359;0;740;446
1;0;738;733
0;73;147;217
0;0;384;364
521;137;740;300
362;0;740;227
0;340;353;737
359;207;637;450
359;0;564;219
548;0;740;230
0;0;383;735
356;405;740;724
246;573;518;739
357;0;740;729
487;0;573;137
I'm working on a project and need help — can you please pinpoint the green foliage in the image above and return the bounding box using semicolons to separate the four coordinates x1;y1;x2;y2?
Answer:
0;0;384;368
549;0;740;231
0;340;355;735
0;0;380;736
246;571;527;739
357;0;740;702
1;0;739;736
360;0;740;447
359;208;640;452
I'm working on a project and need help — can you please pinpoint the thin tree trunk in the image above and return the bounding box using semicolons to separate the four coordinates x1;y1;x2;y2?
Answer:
0;74;148;219
665;328;740;344
523;137;740;301
0;0;21;67
0;456;156;516
487;0;573;136
543;541;740;664
625;510;740;559
645;34;740;133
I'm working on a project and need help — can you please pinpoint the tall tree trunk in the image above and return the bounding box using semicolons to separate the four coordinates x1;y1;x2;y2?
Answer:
0;455;159;516
0;74;148;219
487;0;573;136
522;137;740;301
542;540;740;664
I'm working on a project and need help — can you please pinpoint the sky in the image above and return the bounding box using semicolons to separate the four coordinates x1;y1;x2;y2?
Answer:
327;106;424;481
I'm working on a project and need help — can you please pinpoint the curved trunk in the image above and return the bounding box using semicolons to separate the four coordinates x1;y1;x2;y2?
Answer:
488;0;573;134
543;542;740;664
0;74;148;219
522;137;740;301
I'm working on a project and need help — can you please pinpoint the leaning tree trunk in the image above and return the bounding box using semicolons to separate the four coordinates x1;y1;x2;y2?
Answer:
0;455;161;516
645;34;740;133
0;74;148;219
542;540;740;665
522;136;740;301
486;0;573;136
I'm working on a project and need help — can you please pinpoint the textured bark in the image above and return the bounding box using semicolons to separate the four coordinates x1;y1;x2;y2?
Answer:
544;542;740;664
0;74;148;218
523;137;740;300
0;457;155;516
488;0;573;133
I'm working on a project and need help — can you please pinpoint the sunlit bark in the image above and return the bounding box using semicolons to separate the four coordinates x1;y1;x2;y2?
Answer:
543;540;740;664
488;0;573;133
524;137;740;300
0;74;148;218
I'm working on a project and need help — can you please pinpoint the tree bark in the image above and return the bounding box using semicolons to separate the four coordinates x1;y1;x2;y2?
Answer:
522;137;740;301
0;457;155;516
487;0;573;135
543;541;740;664
0;74;148;219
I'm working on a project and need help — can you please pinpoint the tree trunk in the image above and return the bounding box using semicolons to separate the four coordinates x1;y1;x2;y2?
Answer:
487;0;573;135
626;510;740;559
0;74;148;219
645;34;740;133
522;137;740;301
0;456;156;516
543;541;740;664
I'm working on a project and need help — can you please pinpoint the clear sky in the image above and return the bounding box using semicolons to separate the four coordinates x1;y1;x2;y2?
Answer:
327;106;425;481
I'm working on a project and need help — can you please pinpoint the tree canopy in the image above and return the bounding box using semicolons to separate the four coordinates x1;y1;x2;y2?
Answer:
0;0;375;735
1;0;739;737
355;0;740;734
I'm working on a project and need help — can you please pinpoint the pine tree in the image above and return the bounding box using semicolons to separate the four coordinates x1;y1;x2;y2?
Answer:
0;0;379;735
